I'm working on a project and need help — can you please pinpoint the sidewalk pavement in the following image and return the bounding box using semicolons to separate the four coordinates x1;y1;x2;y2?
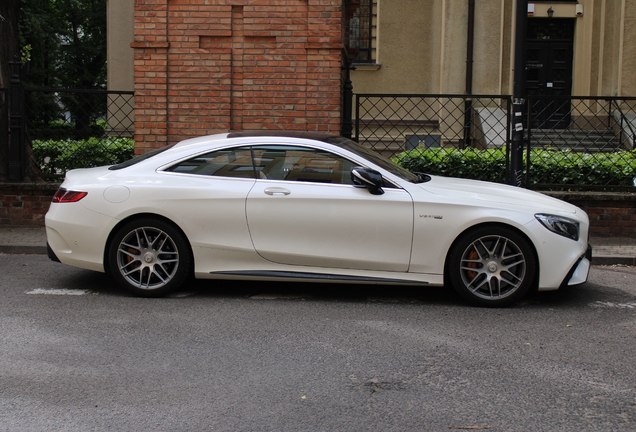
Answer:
1;226;635;266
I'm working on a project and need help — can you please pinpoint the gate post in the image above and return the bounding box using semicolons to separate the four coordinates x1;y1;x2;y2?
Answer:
8;56;24;181
510;0;528;187
341;51;355;139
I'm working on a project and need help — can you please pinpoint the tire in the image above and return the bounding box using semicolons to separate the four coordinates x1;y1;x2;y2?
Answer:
108;218;192;297
447;225;536;307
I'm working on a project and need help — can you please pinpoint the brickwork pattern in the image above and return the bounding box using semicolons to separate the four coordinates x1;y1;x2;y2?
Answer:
546;192;636;237
131;0;344;154
568;198;636;237
0;184;58;226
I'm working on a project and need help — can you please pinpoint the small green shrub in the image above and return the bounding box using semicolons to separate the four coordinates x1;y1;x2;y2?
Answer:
395;147;636;189
32;137;134;176
28;122;107;141
396;148;508;184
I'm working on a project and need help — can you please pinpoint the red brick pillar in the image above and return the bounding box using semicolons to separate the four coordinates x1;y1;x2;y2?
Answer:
130;0;170;154
132;0;344;152
305;0;345;132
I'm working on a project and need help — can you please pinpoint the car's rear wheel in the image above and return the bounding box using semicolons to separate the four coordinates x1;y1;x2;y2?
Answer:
447;226;536;307
108;218;192;297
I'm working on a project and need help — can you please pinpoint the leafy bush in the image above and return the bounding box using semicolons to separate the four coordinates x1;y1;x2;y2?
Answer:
28;121;107;141
396;148;509;184
32;137;134;176
395;147;636;189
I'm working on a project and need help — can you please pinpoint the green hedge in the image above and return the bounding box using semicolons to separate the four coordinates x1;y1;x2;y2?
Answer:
28;122;108;141
32;137;134;176
395;147;636;188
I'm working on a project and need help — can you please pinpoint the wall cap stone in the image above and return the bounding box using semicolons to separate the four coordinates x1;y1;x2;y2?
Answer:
543;191;636;202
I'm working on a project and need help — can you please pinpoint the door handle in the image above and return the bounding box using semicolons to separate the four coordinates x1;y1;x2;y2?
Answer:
264;187;291;196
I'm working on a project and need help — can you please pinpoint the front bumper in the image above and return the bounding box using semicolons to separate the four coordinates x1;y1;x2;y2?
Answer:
563;244;592;287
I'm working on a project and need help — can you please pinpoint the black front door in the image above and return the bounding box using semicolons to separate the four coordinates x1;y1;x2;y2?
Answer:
526;19;575;129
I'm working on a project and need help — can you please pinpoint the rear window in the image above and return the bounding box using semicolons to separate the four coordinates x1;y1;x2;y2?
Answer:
109;144;176;170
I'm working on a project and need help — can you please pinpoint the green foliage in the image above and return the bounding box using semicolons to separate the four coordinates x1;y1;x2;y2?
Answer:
32;137;134;176
396;148;509;184
20;0;107;89
28;119;106;141
20;0;107;139
527;150;636;187
395;147;636;189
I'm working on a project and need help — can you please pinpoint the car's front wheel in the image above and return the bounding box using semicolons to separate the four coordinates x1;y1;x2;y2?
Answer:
447;226;536;307
108;218;192;297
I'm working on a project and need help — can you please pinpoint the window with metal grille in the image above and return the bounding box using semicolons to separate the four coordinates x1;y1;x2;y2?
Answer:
345;0;377;64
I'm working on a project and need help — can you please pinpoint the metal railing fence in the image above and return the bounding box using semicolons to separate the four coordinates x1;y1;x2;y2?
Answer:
24;87;134;140
3;87;636;189
0;88;7;172
22;87;134;178
525;95;636;190
354;93;636;191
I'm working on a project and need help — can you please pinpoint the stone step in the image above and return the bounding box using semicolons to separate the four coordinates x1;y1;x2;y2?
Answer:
528;129;623;152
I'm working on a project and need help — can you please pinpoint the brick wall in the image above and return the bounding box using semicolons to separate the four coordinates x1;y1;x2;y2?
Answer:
546;192;636;237
2;184;635;238
0;183;59;226
131;0;344;154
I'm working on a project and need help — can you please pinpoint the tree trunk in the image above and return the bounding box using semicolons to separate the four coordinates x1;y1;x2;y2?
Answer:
0;0;19;181
0;0;20;89
0;0;44;182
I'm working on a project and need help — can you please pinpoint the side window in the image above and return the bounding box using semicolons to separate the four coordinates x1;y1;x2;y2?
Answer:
252;146;357;185
166;147;255;179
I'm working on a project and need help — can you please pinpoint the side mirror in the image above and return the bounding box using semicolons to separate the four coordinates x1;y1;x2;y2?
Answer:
351;167;384;195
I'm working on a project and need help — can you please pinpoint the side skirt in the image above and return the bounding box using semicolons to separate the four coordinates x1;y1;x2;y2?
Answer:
210;270;428;285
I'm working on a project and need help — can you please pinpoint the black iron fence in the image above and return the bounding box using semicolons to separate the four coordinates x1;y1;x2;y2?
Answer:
2;86;635;189
526;96;636;189
355;94;636;190
0;88;7;175
1;85;134;180
25;88;134;140
25;88;135;178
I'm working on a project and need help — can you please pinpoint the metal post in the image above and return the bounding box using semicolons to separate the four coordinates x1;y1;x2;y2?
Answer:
510;0;528;187
8;56;24;182
620;108;624;149
341;53;355;139
463;0;475;149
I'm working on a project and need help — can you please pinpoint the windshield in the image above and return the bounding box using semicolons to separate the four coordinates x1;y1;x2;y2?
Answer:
325;136;421;183
109;144;176;170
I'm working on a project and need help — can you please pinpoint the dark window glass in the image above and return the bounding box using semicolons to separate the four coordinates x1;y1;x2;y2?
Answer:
527;19;575;42
252;146;358;185
325;136;419;183
165;147;255;179
345;0;376;63
109;144;176;170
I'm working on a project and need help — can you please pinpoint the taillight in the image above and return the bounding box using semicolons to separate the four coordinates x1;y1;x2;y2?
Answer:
52;188;88;203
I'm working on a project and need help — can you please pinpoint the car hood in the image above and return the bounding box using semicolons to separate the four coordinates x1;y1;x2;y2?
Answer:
418;176;577;214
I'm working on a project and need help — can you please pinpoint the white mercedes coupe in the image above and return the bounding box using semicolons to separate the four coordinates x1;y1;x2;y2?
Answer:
45;131;592;306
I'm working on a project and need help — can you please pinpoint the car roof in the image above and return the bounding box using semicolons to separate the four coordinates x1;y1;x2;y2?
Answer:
170;131;352;153
227;130;340;142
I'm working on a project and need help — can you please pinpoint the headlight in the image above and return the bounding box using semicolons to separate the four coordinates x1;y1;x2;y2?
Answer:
535;214;579;241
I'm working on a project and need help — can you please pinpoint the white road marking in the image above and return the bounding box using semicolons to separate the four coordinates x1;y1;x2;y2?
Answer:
589;301;636;309
26;288;90;296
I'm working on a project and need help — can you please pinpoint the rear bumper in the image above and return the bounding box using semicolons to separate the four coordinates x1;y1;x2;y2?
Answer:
47;242;60;263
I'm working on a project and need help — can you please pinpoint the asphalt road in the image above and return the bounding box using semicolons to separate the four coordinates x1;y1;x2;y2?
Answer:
1;254;636;431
